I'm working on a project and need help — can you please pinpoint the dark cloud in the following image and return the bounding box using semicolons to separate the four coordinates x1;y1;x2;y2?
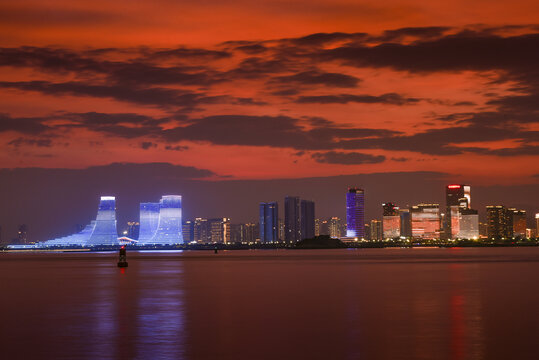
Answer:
271;70;360;88
320;32;539;73
296;93;420;105
140;141;157;150
0;113;51;134
0;81;229;108
374;26;452;42
165;145;189;151
234;44;268;54
161;115;399;150
312;151;385;164
7;137;53;147
290;32;368;47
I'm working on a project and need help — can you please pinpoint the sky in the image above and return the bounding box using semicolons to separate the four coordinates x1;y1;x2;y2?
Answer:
0;0;538;241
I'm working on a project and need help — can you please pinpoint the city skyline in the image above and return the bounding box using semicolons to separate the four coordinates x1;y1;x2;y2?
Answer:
4;183;537;245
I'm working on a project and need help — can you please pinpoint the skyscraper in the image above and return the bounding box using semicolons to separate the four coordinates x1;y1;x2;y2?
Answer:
370;219;382;241
382;202;400;239
510;209;526;239
486;205;511;240
300;200;315;240
182;220;194;243
399;209;412;238
138;202;160;242
328;217;342;238
260;202;279;242
346;188;365;238
194;218;209;243
411;204;441;240
208;218;230;243
457;208;479;239
445;184;471;239
284;196;301;243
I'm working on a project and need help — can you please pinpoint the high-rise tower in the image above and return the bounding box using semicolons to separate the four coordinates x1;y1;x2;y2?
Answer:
284;196;301;243
86;196;119;246
260;202;279;242
346;188;365;238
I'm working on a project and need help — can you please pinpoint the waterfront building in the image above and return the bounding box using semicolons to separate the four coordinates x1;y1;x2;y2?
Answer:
399;209;412;238
457;208;479;239
346;188;365;238
260;202;279;242
382;202;400;239
243;223;258;243
182;220;194;243
194;218;209;243
411;204;441;240
39;196;119;247
301;200;315;240
284;196;301;243
138;202;160;242
328;217;343;238
208;218;230;243
537;213;539;236
86;196;118;246
364;223;371;240
510;209;527;238
370;219;382;241
445;184;471;239
138;195;184;245
486;205;511;240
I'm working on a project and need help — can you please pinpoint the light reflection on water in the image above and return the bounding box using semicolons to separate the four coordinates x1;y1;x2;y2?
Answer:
2;248;539;359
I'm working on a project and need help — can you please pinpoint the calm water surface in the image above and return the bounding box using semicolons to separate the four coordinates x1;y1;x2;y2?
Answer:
2;248;539;360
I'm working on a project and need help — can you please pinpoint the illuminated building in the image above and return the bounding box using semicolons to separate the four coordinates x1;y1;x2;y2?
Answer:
137;195;184;245
526;228;536;239
399;209;412;238
230;223;243;243
137;202;160;242
411;204;441;240
278;219;285;241
486;205;511;240
329;217;343;238
382;202;400;239
285;196;301;243
208;218;230;243
364;223;371;240
370;219;382;241
457;209;479;239
194;218;209;243
537;213;539;237
346;188;365;238
260;202;279;242
445;184;471;239
301;200;315;240
86;196;118;246
39;196;119;247
510;209;526;238
182;220;194;243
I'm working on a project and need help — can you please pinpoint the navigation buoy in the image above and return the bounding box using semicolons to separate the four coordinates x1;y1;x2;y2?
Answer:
118;246;128;267
214;247;218;254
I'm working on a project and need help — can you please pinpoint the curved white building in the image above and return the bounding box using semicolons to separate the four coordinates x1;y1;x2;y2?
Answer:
137;195;184;245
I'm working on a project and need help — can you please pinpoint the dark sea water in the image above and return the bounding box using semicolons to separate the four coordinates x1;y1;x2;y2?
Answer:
2;248;539;360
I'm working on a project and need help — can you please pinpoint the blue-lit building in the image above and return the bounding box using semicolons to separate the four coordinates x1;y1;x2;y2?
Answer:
137;195;184;245
346;188;365;238
38;196;119;247
260;202;279;242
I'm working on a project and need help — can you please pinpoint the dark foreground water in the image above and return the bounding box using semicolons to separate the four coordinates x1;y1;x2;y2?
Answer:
2;248;539;360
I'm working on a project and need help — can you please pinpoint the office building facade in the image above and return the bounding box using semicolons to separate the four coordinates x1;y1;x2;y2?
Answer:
260;202;279;242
